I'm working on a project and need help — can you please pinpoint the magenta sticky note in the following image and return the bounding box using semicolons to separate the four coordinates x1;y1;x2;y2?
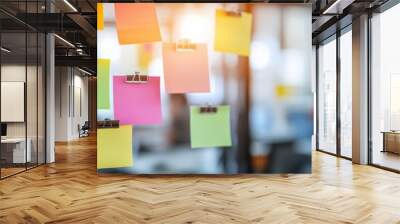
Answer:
113;76;162;125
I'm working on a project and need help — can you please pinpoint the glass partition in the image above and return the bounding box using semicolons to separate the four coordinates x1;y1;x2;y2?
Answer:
0;1;46;179
339;29;352;158
97;3;313;174
1;30;28;177
371;3;400;171
27;31;38;169
317;37;337;154
38;32;45;165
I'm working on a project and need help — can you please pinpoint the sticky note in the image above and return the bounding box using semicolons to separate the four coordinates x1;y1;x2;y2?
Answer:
190;106;232;148
114;3;161;44
214;9;252;56
97;125;133;169
97;3;104;30
113;76;162;125
162;43;210;93
97;59;110;109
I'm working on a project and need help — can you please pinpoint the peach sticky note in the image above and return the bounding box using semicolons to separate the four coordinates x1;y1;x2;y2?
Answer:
113;76;162;125
214;9;252;56
97;3;104;30
114;3;161;45
162;42;210;93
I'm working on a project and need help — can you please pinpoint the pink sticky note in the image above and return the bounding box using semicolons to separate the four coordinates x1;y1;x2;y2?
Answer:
162;43;210;93
113;76;162;125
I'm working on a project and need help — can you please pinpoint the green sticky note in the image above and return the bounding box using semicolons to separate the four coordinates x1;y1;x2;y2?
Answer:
97;59;110;109
190;105;232;148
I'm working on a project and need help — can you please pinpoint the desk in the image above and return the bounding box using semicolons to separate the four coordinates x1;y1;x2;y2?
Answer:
1;138;31;163
382;131;400;154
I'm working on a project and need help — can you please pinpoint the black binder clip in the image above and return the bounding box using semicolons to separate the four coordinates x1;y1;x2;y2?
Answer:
199;105;218;113
125;72;148;84
225;10;242;17
176;39;196;52
97;119;119;129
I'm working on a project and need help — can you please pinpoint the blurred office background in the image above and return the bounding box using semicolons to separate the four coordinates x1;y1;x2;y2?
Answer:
97;3;313;174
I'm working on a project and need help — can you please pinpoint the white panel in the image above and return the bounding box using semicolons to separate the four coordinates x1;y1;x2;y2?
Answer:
1;82;25;122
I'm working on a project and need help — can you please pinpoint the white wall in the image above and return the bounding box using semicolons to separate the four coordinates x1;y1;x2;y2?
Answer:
54;67;89;141
1;65;37;138
1;64;46;163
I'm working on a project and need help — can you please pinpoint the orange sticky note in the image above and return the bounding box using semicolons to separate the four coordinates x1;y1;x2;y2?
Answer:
162;43;210;93
215;9;252;56
97;3;104;30
114;3;161;45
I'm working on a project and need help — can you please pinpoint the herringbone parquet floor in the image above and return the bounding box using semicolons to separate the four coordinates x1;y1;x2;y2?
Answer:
1;136;400;224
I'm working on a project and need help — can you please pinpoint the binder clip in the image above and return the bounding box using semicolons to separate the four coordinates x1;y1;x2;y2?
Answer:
200;105;218;113
97;119;119;129
125;72;148;84
176;39;196;52
225;10;242;17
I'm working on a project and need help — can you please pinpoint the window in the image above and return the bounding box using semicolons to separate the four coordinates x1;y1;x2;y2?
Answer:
339;29;352;158
371;3;400;171
317;37;337;154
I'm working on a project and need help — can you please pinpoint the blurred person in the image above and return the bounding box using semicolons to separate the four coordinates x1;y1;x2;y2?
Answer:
168;94;190;146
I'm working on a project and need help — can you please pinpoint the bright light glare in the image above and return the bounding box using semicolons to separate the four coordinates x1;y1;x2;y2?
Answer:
176;13;209;43
63;0;78;12
54;34;75;48
250;41;271;70
282;49;306;86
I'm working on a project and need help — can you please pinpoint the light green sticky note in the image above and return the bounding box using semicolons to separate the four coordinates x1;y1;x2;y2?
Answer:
97;59;110;109
190;105;232;148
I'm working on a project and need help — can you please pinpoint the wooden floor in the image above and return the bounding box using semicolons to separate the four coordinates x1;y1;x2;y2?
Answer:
1;136;400;224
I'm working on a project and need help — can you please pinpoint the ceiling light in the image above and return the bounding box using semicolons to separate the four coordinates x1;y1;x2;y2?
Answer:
63;0;78;12
1;47;11;53
78;67;93;76
323;0;341;14
322;0;354;15
54;34;75;48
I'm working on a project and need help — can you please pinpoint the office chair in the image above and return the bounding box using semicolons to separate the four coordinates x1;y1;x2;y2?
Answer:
78;121;90;138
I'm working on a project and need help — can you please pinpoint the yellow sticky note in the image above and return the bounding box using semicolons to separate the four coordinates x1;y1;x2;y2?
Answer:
97;3;104;30
97;125;133;169
214;9;252;56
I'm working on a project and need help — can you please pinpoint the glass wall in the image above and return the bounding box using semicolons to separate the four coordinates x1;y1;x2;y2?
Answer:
339;29;352;158
98;3;313;174
316;26;353;159
371;3;400;171
0;1;46;179
317;37;337;154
